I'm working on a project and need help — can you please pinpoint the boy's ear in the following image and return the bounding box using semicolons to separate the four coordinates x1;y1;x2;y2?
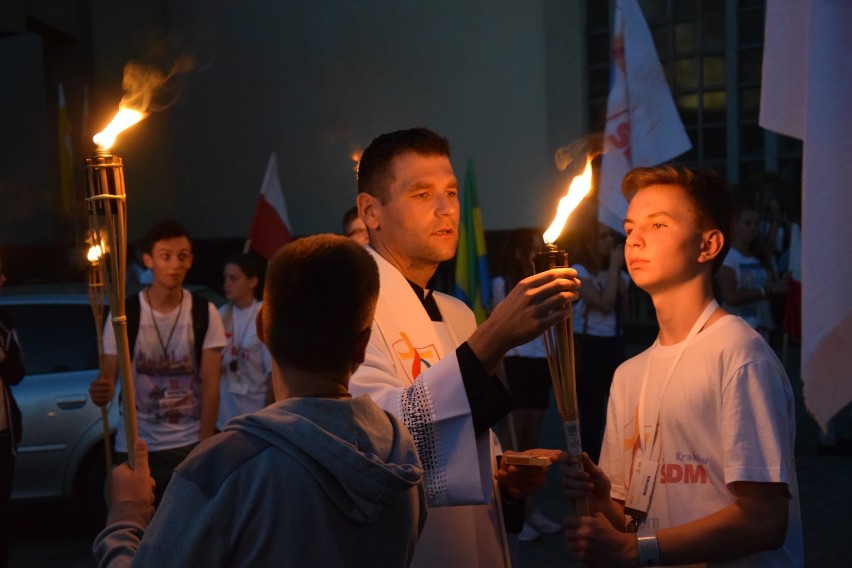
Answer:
142;253;154;269
698;229;724;264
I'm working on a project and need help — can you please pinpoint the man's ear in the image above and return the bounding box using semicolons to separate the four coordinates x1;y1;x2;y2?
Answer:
698;229;724;264
357;193;380;230
142;253;154;269
256;304;266;345
350;327;372;374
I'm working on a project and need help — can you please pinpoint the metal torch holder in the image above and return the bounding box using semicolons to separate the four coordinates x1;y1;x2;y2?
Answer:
83;150;137;468
534;243;589;516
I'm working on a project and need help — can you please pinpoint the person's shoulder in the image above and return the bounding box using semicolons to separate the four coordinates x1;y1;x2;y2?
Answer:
353;395;407;429
433;290;477;320
176;430;271;496
707;315;782;366
615;341;655;377
433;290;474;314
185;288;214;306
721;247;743;266
712;315;764;345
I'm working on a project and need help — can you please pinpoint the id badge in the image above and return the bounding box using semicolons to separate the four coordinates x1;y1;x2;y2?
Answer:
229;379;249;396
624;458;659;520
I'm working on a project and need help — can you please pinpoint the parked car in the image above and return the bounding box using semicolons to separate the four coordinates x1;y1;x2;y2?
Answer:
2;282;224;521
1;283;116;521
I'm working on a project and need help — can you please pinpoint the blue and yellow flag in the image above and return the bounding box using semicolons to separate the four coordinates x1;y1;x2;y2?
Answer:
454;159;491;324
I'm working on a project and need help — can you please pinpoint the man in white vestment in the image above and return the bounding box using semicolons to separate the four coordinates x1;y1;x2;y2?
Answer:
351;128;580;567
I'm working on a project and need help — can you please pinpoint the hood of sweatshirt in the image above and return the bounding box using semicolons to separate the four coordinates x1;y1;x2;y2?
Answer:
224;395;423;524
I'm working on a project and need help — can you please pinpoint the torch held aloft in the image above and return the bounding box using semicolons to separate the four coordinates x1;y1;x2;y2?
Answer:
534;244;589;516
84;150;138;469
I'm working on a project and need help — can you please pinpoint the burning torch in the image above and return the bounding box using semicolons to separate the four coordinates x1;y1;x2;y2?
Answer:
86;242;112;495
534;157;593;516
83;107;143;467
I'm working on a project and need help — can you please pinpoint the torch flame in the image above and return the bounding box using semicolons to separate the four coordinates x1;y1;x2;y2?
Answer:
87;244;103;264
542;157;594;244
93;107;145;150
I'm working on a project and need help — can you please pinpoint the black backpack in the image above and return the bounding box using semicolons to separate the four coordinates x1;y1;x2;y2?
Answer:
124;291;210;368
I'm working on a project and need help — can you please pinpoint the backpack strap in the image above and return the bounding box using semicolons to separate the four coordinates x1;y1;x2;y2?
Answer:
125;293;141;356
190;292;210;369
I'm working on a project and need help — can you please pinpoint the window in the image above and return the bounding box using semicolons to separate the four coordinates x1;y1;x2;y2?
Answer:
584;0;802;188
5;303;99;375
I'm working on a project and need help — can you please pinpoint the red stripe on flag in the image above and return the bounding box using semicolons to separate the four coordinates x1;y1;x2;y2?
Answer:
247;195;292;260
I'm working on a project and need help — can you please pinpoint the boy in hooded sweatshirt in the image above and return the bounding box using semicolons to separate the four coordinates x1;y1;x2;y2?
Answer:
93;234;427;567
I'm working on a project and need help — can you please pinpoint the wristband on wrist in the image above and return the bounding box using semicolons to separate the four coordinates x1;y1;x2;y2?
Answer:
636;533;660;567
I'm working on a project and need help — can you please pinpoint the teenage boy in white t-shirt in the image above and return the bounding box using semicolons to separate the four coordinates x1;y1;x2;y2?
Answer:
90;220;226;504
561;165;803;567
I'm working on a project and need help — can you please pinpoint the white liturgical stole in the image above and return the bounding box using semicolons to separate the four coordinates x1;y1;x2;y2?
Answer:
349;247;510;568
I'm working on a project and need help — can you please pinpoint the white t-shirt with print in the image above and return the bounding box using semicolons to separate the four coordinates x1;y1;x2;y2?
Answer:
103;290;226;452
599;315;803;567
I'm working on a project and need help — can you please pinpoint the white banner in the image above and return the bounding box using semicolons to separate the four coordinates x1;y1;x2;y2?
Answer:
598;0;691;233
760;0;852;431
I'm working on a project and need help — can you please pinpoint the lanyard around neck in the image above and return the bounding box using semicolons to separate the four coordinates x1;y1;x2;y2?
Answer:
637;299;719;459
232;301;258;347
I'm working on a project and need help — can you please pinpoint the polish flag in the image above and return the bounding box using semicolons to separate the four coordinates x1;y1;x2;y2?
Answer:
246;152;292;260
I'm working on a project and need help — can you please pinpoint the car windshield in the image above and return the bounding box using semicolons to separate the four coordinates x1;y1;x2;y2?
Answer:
3;303;100;375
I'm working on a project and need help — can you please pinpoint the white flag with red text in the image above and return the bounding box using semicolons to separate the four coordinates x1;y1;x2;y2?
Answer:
760;0;852;431
246;152;292;260
598;0;691;233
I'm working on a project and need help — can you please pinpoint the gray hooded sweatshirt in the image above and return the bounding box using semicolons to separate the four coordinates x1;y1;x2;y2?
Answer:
93;395;426;567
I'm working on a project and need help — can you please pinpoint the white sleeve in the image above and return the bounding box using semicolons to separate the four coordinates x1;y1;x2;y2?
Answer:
349;323;490;508
721;357;796;485
202;304;227;350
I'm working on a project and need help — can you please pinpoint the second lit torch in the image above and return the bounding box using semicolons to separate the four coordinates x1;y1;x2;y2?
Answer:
536;157;594;516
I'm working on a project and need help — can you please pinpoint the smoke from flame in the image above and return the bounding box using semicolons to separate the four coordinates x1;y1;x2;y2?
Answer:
93;55;196;150
554;133;603;172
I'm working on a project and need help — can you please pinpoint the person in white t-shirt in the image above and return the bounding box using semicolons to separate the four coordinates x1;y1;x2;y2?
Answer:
90;220;227;505
217;252;272;430
561;165;802;567
715;201;788;341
